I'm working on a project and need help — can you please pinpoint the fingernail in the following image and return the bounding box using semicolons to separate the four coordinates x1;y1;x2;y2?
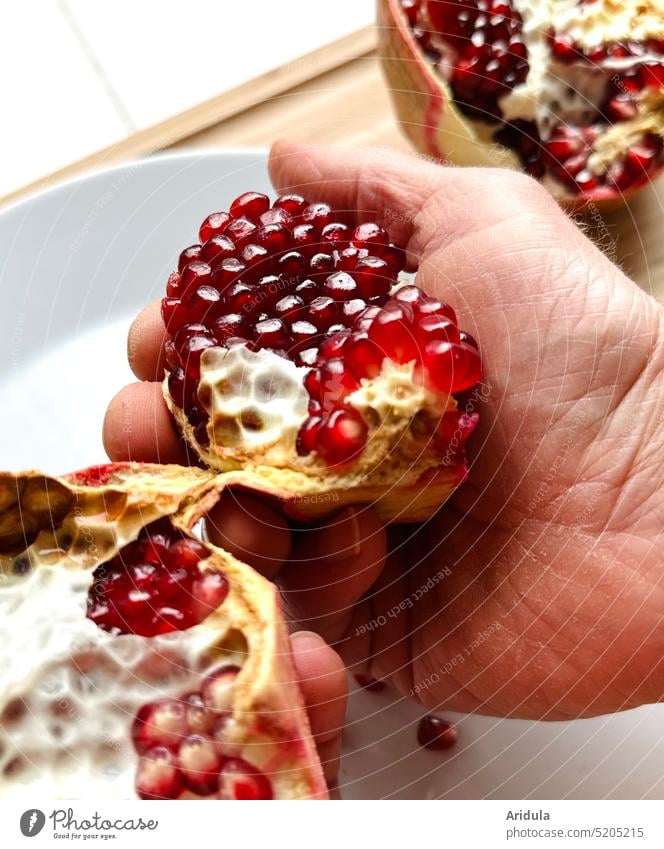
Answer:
315;507;362;564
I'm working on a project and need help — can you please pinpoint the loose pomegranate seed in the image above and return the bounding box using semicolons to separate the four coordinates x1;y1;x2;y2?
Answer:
199;212;231;243
230;191;270;222
179;245;202;272
136;747;183;800
201;665;240;713
178;735;223;796
219;758;273;800
317;408;368;466
417;715;458;751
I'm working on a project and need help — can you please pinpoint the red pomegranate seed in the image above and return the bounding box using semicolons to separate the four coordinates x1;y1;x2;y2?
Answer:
174;323;212;353
275;294;304;320
167;367;195;409
291;223;318;257
256;223;291;253
162;297;185;333
335;246;368;271
178;244;202;272
255;274;285;310
354;304;382;332
294;279;320;303
166;538;209;569
132;700;188;754
323;271;359;301
136;747;183;800
352;222;389;250
225;281;258;315
254;317;290;349
211;257;246;294
211;313;249;344
290;320;319;351
381;243;407;274
424;340;483;393
180;335;216;382
304;368;322;402
166;272;182;297
187;286;222;324
178;735;223;796
344;334;384;379
309;252;335;279
278;251;306;282
321;222;350;247
164;339;178;370
417;715;458;751
181;262;213;301
369;304;419;364
201;665;240;713
230;191;270;222
343;298;367;323
200;235;236;266
184;692;215;737
317;331;350;361
225;218;257;249
354;673;386;692
274;193;307;217
296;415;322;455
307;296;338;330
191;571;229;620
259;207;291;227
302;202;333;229
416;314;461;345
199;212;231;243
319;359;360;407
434;411;479;453
241;243;271;282
317;408;368;465
354;257;392;299
219;758;273;800
606;95;638;122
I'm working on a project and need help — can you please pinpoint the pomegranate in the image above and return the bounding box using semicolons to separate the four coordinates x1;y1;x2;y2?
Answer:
378;0;664;207
417;715;458;750
161;192;484;522
0;466;327;800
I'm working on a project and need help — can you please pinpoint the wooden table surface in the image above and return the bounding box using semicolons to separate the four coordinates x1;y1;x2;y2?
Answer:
4;27;663;300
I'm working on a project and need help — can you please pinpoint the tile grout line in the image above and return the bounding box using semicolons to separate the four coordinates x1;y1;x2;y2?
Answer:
56;0;138;134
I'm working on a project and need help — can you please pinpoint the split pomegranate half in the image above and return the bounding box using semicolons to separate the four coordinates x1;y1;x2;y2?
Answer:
0;467;327;800
161;191;483;522
379;0;664;206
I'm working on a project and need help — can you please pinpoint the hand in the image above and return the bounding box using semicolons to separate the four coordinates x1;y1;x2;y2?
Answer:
104;142;664;723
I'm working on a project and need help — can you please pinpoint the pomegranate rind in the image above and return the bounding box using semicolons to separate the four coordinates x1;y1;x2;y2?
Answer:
0;466;328;801
377;0;664;210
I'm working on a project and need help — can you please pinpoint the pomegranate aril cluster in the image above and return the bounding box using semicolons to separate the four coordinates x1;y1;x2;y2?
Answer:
162;192;406;447
87;519;228;637
403;1;664;196
298;285;482;465
132;666;273;800
422;0;529;122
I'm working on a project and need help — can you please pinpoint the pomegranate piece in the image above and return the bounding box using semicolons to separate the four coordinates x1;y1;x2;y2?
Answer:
160;192;483;475
417;715;458;751
382;0;664;205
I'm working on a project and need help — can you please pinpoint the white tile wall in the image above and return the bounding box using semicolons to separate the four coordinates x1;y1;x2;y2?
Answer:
0;0;374;199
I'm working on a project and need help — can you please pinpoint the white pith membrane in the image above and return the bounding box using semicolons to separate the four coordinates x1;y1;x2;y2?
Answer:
166;283;460;488
0;474;328;800
401;0;664;198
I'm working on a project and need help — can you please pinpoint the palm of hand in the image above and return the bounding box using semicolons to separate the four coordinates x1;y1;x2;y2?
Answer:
295;157;664;719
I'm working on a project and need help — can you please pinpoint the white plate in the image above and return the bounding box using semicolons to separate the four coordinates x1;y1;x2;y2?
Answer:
1;151;662;800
